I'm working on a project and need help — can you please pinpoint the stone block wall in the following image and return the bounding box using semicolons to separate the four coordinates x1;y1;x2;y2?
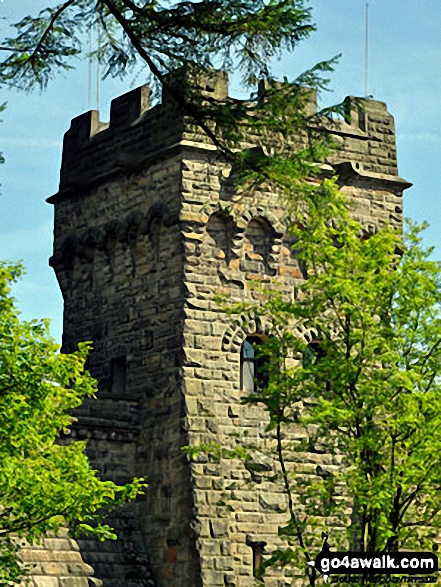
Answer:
20;529;99;587
50;148;194;586
46;68;410;587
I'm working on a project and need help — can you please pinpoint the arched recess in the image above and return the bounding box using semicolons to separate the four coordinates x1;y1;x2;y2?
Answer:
221;314;272;353
204;211;235;265
144;201;173;233
231;208;284;261
82;228;99;288
224;322;323;355
103;220;121;275
292;324;321;345
125;210;144;246
221;316;272;406
242;216;277;276
58;232;98;289
59;235;81;275
279;232;307;281
290;324;326;366
148;216;163;270
125;210;145;276
144;202;173;272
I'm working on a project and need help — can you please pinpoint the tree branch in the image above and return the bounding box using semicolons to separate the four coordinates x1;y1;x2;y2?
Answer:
102;0;235;159
31;0;78;61
0;507;69;536
417;338;441;370
396;484;421;527
120;0;145;14
276;421;309;556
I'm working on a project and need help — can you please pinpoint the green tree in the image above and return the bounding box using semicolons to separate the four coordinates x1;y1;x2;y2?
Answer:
0;0;346;162
0;0;312;85
0;262;145;584
0;0;316;93
226;181;441;585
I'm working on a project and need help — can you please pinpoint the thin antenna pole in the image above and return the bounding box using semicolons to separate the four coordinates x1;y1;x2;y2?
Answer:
88;28;93;110
364;1;369;98
96;27;101;112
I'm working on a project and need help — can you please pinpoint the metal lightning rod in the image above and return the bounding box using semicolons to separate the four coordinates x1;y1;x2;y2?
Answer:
97;27;101;113
88;28;93;110
364;1;370;98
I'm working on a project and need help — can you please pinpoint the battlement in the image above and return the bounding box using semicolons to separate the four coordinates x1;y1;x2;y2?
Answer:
53;66;401;199
65;68;229;143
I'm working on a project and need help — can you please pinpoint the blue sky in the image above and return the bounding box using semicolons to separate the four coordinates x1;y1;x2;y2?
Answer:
1;1;440;343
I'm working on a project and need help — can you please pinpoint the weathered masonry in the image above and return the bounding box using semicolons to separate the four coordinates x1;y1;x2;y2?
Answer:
31;68;410;587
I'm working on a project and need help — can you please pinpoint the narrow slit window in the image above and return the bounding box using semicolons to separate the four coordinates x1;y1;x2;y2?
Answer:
111;356;127;393
246;537;267;577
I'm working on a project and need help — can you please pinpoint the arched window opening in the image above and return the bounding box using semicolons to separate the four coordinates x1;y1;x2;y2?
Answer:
240;335;269;393
302;337;333;393
302;339;325;368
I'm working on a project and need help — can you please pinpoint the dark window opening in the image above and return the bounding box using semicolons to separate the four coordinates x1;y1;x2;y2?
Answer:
240;336;269;392
246;537;267;577
111;355;127;393
303;338;333;392
302;339;325;368
358;108;366;132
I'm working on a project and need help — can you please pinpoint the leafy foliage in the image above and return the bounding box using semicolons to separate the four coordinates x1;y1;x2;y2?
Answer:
0;0;314;88
226;179;441;584
0;0;351;166
0;263;145;583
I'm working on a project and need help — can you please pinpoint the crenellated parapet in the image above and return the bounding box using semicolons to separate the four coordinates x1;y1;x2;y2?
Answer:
56;68;229;194
52;67;409;201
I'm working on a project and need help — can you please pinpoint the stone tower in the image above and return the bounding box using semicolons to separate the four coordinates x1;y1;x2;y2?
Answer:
46;69;410;587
